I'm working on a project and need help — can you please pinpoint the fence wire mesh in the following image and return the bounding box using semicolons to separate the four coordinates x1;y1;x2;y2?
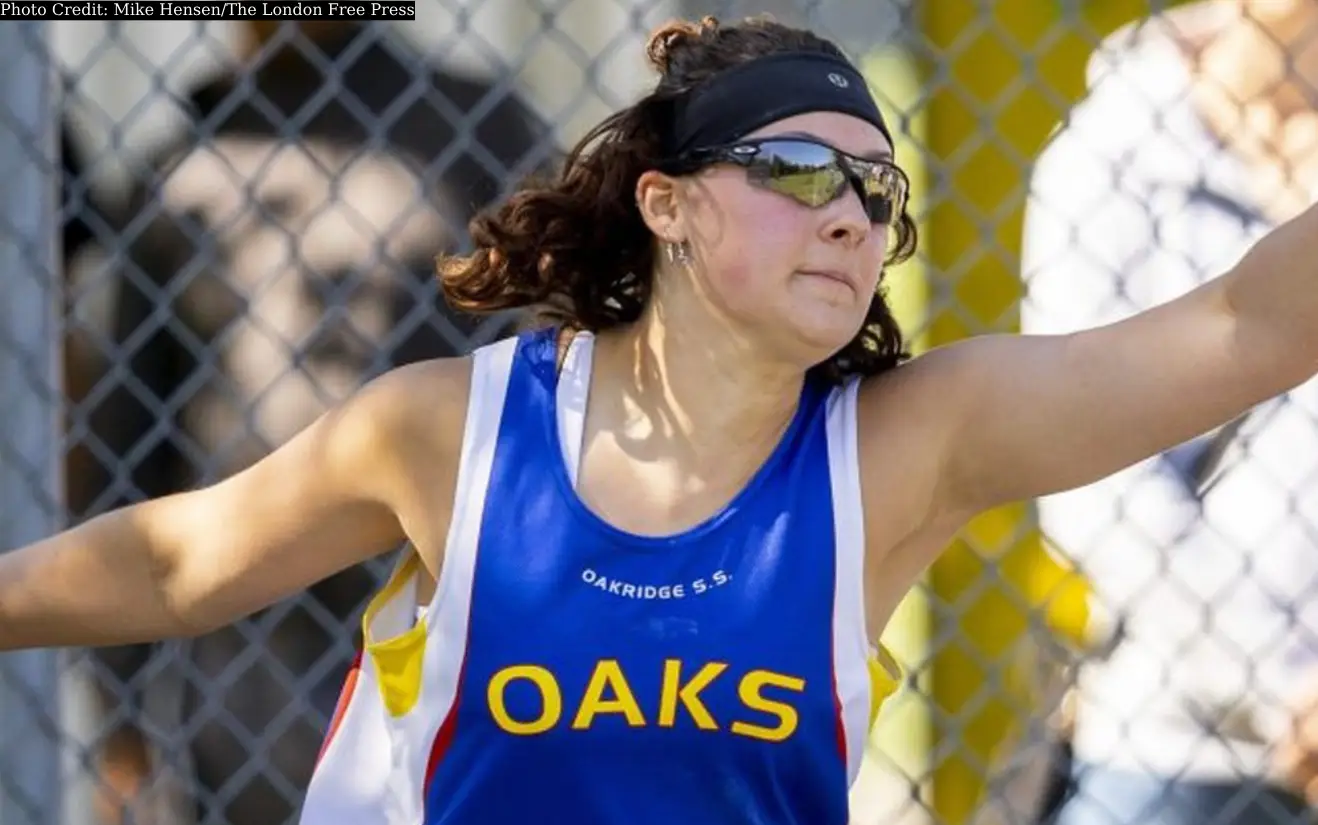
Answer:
4;3;1318;825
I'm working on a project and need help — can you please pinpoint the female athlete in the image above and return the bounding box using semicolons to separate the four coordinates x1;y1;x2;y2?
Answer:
4;15;1318;825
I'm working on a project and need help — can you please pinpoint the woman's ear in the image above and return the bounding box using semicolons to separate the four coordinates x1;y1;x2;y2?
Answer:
636;170;686;243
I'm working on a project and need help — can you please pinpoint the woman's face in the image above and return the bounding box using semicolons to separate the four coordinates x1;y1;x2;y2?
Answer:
672;111;896;367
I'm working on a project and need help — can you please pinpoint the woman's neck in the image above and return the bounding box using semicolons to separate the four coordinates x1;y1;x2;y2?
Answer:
591;301;806;471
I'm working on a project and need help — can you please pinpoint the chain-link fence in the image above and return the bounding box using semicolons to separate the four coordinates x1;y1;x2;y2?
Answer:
6;3;1318;825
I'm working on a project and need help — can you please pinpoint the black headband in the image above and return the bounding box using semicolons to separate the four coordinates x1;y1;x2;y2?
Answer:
663;51;893;158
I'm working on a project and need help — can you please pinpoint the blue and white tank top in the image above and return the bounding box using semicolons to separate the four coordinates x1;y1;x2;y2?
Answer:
298;328;898;825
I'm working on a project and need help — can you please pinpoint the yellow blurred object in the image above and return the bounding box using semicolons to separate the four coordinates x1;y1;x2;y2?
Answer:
914;1;1194;821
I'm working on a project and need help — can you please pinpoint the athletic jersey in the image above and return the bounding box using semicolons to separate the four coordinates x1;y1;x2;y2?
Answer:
297;328;901;825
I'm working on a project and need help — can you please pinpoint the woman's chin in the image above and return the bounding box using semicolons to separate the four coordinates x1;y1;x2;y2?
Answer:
778;311;868;368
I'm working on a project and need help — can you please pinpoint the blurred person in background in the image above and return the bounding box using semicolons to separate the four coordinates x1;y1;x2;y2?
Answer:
64;20;550;825
1023;1;1318;823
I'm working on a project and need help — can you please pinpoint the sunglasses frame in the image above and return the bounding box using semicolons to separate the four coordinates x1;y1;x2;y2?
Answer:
665;137;910;224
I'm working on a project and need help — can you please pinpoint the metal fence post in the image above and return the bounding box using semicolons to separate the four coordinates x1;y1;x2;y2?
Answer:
0;20;64;825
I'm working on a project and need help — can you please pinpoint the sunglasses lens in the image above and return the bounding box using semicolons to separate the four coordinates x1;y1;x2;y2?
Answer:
749;141;848;208
746;140;908;224
860;164;908;225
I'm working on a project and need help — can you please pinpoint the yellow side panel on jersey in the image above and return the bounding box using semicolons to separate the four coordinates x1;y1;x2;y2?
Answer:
362;552;429;718
868;643;902;729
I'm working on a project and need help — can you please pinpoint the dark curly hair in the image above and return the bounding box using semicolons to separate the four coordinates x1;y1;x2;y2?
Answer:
438;15;917;383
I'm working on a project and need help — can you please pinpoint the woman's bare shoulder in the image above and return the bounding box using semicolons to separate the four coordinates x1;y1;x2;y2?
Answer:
351;354;477;466
850;340;997;532
853;342;972;429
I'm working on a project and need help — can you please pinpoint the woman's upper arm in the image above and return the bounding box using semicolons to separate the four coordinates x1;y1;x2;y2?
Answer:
925;294;1250;513
855;40;1301;602
859;87;1267;555
853;292;1250;624
149;357;471;629
915;73;1280;518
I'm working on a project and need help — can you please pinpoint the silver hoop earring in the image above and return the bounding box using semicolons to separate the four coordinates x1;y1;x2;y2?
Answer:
667;241;691;267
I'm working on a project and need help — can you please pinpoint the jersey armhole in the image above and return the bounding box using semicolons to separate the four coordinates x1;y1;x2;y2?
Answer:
353;341;515;718
826;377;872;654
826;378;875;780
358;341;515;644
423;337;518;622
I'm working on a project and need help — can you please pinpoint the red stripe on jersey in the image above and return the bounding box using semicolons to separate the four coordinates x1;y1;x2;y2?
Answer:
422;610;476;820
831;668;848;767
316;649;364;768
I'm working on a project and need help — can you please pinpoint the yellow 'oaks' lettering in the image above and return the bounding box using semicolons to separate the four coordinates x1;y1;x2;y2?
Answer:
658;659;726;729
487;665;562;734
487;659;807;742
571;659;646;729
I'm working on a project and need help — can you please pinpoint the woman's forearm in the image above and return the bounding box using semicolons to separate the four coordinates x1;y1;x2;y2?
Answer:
1220;199;1318;389
0;498;200;651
